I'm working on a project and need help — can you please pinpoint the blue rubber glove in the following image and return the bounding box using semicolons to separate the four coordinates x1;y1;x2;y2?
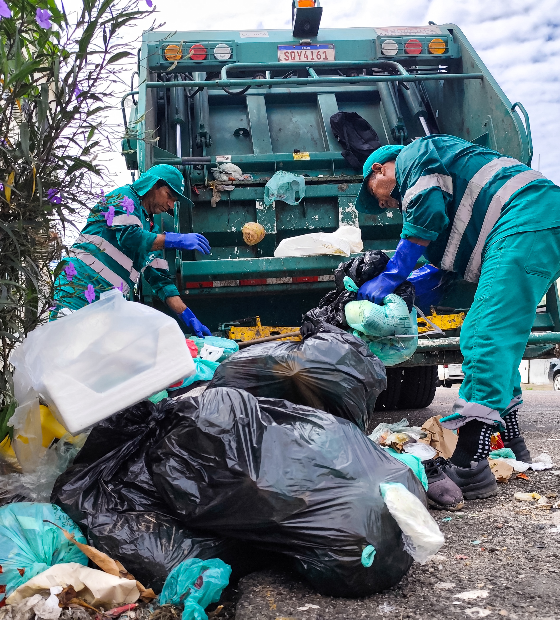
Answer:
180;307;211;337
407;264;445;311
165;232;211;254
357;238;426;305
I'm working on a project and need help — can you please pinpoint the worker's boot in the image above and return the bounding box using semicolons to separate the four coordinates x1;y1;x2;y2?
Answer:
442;459;498;500
424;457;464;511
503;436;532;463
444;419;498;500
501;408;531;462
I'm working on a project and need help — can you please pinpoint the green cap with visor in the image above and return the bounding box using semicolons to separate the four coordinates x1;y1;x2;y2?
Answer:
355;145;404;214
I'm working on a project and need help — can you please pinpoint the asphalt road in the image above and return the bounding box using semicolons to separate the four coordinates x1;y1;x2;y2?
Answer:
230;386;560;620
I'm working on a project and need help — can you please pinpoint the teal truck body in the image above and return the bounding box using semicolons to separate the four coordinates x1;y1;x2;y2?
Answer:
121;10;560;407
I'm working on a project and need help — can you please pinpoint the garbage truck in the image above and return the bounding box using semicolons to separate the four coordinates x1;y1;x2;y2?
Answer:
120;1;560;409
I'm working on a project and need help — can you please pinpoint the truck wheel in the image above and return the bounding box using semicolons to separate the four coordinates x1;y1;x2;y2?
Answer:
374;368;403;411
398;366;438;409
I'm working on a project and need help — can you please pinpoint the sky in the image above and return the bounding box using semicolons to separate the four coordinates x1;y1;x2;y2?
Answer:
112;0;560;183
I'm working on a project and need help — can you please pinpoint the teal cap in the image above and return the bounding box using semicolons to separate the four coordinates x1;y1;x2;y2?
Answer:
131;164;187;200
355;145;404;214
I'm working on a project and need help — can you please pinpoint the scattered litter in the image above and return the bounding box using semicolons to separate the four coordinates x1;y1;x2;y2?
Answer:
297;604;320;611
159;559;231;620
441;517;452;522
471;540;481;545
211;163;252;182
435;582;455;590
536;496;553;510
403;442;437;461
274;225;362;258
453;590;489;600
380;482;445;564
488;448;516;460
464;608;492;618
514;492;541;502
418;416;458;460
369;419;426;447
489;459;514;483
516;472;530;480
377;603;396;614
455;555;468;560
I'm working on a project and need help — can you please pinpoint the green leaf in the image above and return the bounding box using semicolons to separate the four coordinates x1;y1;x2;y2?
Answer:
107;51;131;65
87;125;96;142
19;121;30;161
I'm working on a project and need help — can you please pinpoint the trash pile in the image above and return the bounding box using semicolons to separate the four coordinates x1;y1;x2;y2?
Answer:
1;290;446;617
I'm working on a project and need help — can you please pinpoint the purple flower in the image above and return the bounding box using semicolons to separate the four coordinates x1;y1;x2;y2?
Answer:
47;188;62;204
103;205;115;227
64;262;77;281
0;183;3;191
0;0;11;19
114;281;124;292
74;86;82;99
98;189;106;205
35;8;52;28
146;0;153;6
121;196;135;215
84;284;96;304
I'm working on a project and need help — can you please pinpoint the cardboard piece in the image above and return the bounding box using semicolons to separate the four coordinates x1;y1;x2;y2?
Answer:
489;459;514;483
418;415;458;459
6;563;140;607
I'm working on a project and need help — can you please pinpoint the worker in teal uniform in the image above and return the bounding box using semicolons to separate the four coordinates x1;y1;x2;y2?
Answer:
52;164;212;337
355;135;560;507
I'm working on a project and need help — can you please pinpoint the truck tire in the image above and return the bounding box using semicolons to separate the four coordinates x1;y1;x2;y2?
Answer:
374;368;403;411
398;366;438;409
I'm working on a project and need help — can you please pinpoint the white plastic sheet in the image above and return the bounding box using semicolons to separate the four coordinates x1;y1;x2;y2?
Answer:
10;290;195;436
274;225;363;258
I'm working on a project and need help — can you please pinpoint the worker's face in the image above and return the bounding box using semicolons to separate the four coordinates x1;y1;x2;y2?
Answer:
142;184;178;215
367;161;400;209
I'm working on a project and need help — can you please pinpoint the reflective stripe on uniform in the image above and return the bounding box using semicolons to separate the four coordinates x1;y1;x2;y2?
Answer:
68;248;131;293
463;169;545;282
401;173;453;212
112;214;143;227
145;258;169;271
76;234;140;282
441;157;519;272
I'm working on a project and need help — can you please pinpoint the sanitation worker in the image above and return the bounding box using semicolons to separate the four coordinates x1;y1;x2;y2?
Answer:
355;135;560;507
52;164;212;337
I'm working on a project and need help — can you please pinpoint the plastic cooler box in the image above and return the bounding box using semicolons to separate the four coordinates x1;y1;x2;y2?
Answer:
11;290;195;434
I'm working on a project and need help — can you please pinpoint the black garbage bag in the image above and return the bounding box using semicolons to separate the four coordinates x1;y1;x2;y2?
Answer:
52;399;266;591
302;251;416;334
152;387;425;597
330;111;382;169
209;331;386;432
87;511;261;592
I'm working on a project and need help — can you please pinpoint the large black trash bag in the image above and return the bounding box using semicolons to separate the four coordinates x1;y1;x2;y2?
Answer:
302;251;416;333
209;331;386;432
52;399;266;591
330;112;382;169
87;511;260;592
152;387;426;598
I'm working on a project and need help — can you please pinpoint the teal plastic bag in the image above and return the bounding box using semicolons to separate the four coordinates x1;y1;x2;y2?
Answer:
159;558;232;620
264;170;305;207
189;336;239;363
382;447;428;490
345;295;418;366
0;503;88;601
168;359;220;391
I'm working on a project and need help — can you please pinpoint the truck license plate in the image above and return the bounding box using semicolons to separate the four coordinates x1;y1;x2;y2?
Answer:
278;44;335;62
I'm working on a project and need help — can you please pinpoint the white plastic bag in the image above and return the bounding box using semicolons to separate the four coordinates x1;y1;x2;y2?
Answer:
10;290;195;435
274;225;363;258
380;482;444;564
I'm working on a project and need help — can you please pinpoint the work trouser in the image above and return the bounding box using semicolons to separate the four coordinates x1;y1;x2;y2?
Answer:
441;227;560;430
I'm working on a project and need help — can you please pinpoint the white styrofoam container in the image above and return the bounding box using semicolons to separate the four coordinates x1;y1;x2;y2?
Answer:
11;290;195;434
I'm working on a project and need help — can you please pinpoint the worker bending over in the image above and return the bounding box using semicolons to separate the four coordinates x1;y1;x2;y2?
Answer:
52;164;211;337
355;136;560;506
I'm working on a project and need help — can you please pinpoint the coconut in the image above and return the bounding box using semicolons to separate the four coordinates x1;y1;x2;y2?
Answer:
242;222;265;246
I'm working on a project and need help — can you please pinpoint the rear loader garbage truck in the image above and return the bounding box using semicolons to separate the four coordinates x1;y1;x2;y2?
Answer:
120;1;560;409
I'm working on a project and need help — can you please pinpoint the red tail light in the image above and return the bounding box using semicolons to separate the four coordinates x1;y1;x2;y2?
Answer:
405;38;423;55
189;43;207;61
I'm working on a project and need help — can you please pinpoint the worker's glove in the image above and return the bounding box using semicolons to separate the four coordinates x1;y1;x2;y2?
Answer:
165;232;211;255
357;238;425;305
180;307;211;337
407;264;446;311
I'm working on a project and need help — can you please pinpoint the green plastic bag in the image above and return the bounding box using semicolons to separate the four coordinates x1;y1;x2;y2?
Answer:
189;336;239;363
264;170;305;207
168;359;220;392
345;295;418;366
382;447;428;490
0;503;88;601
159;558;232;620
